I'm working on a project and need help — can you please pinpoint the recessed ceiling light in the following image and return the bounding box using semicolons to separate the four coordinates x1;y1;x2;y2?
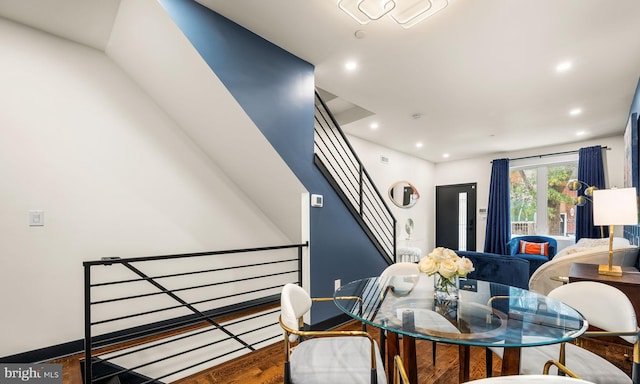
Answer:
415;142;423;148
576;131;586;136
345;61;358;71
370;122;379;130
442;153;450;158
569;108;582;116
556;61;572;72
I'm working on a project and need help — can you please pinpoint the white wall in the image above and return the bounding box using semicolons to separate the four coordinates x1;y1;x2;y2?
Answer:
352;134;625;256
106;0;307;243
435;135;625;249
0;17;296;357
348;135;436;254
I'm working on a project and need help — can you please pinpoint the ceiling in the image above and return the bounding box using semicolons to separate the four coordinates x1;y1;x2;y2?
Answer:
3;0;640;163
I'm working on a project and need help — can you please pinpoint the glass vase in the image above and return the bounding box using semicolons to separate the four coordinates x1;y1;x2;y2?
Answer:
433;273;459;302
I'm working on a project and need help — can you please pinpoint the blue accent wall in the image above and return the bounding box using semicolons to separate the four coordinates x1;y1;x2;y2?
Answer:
159;0;388;323
629;78;640;117
625;78;640;246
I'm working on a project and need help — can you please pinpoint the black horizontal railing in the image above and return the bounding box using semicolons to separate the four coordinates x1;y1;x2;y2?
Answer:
83;242;307;384
314;91;396;262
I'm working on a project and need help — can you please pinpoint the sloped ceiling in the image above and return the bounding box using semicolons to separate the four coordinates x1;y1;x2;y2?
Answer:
0;0;120;50
3;0;640;162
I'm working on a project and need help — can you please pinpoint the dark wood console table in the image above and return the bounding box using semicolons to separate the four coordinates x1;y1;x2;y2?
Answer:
568;262;640;374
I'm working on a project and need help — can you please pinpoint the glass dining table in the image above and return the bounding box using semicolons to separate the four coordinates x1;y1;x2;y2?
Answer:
334;275;588;383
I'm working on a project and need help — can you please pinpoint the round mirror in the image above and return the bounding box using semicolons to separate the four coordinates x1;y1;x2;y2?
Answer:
388;181;420;208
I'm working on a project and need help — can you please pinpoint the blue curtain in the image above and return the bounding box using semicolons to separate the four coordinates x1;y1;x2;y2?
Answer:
485;158;511;254
575;145;608;241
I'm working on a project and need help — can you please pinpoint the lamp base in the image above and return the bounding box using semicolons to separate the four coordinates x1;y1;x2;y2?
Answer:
598;264;623;276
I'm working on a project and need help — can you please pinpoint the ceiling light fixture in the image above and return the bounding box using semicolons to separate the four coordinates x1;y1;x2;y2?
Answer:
370;122;379;130
338;0;449;29
442;153;450;158
569;108;582;116
345;61;358;71
415;142;423;148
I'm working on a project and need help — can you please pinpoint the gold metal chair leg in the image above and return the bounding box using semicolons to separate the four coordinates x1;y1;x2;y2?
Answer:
632;340;639;384
394;355;410;384
543;360;580;378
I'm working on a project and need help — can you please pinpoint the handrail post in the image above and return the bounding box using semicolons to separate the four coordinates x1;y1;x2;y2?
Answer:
393;225;397;263
84;263;92;384
298;243;304;286
359;164;364;216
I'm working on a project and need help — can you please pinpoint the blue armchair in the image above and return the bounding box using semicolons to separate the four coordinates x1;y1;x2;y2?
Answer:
507;235;557;277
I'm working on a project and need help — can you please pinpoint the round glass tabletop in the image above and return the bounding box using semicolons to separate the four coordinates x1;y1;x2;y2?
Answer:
334;275;588;348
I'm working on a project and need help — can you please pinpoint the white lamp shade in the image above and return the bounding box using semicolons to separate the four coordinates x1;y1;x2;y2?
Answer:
593;188;638;226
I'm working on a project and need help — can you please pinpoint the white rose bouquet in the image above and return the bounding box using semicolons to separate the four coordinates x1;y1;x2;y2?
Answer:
418;247;474;295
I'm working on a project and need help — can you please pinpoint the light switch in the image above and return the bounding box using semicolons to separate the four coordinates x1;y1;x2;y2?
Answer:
29;210;44;226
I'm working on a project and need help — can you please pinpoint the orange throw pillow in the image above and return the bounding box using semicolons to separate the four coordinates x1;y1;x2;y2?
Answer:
519;240;549;257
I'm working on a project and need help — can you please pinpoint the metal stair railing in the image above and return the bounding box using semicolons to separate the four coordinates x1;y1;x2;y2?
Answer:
313;91;396;262
83;242;307;384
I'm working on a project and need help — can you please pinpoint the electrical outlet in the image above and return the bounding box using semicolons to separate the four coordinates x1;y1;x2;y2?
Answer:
334;279;341;291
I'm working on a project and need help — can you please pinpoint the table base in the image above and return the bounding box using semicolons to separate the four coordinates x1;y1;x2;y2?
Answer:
387;335;521;383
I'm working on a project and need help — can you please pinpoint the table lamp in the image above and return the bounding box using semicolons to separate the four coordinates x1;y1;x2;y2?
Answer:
592;188;638;276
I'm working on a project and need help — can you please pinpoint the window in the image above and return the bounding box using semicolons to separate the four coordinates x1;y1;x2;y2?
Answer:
510;156;579;237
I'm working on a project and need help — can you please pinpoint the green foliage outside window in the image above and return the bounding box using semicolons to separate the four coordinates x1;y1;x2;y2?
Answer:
510;164;577;236
511;169;536;222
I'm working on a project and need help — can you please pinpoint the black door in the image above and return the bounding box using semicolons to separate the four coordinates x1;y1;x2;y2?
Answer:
435;183;477;251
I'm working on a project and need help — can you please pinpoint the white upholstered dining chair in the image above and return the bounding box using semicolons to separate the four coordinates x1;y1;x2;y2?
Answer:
279;283;387;384
465;375;595;383
380;262;421;277
488;281;639;383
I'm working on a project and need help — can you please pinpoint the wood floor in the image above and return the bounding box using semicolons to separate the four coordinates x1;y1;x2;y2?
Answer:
53;323;502;384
